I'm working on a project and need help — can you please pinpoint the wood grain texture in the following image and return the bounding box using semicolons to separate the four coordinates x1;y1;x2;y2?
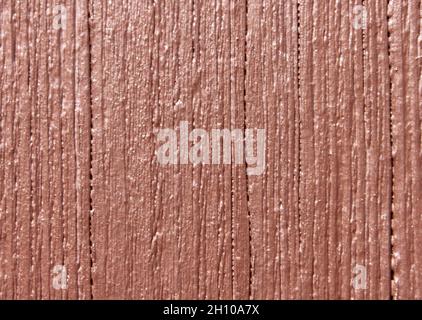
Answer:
1;0;421;300
89;0;251;299
389;0;422;300
0;0;91;299
245;0;300;299
298;0;391;299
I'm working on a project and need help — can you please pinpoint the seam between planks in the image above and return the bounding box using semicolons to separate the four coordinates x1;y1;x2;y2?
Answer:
86;0;94;300
387;0;394;301
297;0;303;299
243;0;253;300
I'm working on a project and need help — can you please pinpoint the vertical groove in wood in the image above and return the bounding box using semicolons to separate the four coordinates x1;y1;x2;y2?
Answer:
0;0;92;299
389;0;422;300
227;0;250;300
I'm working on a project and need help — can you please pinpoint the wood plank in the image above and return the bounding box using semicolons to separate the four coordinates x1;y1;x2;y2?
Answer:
363;0;392;300
90;0;250;299
389;0;422;300
0;0;92;299
245;0;300;299
298;0;391;299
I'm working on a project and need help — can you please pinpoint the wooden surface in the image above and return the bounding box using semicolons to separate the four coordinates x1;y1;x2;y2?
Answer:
0;0;421;300
389;0;422;300
0;0;92;299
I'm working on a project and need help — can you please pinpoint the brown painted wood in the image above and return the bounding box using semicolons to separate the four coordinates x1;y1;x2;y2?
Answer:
389;0;422;300
298;0;391;299
363;0;393;300
0;0;91;299
89;0;251;300
0;0;421;300
245;0;300;299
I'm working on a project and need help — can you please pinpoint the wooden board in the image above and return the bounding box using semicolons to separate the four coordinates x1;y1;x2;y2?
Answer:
298;0;392;299
0;0;91;299
0;0;421;300
389;0;422;300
